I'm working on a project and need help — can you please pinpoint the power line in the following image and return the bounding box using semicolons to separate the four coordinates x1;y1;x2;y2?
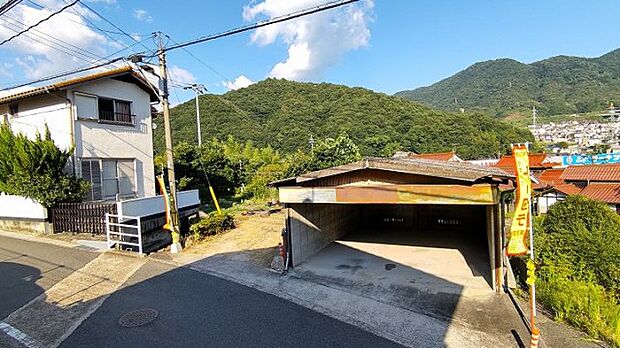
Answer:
1;33;154;88
0;57;125;90
0;14;105;62
78;1;152;52
0;0;23;16
0;0;80;46
157;0;359;54
165;34;232;83
26;0;145;37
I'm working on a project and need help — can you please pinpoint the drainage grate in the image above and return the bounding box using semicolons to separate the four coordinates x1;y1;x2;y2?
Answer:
118;308;158;328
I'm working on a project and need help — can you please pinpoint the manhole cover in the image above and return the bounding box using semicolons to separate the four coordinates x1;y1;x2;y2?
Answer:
118;308;158;328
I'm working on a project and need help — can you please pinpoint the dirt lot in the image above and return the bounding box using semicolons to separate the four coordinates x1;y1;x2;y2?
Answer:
180;212;285;266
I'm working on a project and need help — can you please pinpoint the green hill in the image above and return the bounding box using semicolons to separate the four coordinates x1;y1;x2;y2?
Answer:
395;49;620;117
154;78;533;160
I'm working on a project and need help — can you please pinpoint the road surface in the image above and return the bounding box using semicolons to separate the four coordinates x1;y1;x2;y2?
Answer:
0;234;402;348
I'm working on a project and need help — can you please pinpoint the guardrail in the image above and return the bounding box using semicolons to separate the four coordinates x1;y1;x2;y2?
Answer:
105;213;143;254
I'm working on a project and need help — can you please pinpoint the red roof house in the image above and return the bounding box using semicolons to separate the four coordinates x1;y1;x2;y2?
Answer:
536;168;566;186
560;163;620;183
579;183;620;204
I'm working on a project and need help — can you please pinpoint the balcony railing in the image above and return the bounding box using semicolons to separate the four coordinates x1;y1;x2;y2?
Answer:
98;111;135;126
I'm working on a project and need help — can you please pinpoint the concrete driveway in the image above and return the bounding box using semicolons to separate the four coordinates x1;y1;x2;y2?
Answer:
293;227;531;346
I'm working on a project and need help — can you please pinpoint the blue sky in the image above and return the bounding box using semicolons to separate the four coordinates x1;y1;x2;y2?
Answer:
1;0;620;102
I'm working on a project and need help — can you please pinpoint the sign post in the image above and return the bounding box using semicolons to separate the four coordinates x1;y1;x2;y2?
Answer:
507;144;540;347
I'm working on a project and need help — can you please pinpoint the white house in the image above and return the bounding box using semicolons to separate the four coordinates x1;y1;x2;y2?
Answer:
0;66;159;201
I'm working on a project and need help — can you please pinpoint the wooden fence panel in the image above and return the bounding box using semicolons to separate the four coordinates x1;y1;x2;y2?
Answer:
51;202;117;234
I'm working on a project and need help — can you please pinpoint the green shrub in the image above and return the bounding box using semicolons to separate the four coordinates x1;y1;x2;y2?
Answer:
190;213;235;239
534;195;620;346
537;195;620;295
0;124;89;207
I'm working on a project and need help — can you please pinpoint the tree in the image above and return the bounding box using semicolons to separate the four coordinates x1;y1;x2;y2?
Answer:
0;124;88;207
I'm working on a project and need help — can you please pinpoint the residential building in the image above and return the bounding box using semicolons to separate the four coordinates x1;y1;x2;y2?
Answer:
0;67;159;201
393;151;464;162
493;153;559;176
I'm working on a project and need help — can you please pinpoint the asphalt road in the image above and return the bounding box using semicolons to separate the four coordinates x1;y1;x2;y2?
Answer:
0;235;402;348
0;235;98;348
0;235;97;319
62;260;402;348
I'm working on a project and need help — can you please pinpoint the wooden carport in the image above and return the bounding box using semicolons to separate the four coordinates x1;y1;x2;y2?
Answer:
273;157;514;292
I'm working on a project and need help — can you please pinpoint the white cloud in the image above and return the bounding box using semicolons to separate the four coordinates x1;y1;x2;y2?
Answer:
242;0;373;81
224;75;254;90
0;1;113;80
132;9;153;22
168;65;196;84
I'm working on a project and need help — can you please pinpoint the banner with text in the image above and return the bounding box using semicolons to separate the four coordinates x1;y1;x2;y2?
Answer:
507;145;531;257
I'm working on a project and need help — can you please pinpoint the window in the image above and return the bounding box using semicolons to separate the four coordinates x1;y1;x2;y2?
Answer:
75;93;97;119
81;160;102;201
98;98;133;124
74;92;133;125
80;158;136;201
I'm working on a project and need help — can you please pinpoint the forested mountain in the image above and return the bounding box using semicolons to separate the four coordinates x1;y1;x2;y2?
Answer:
395;49;620;116
155;78;533;160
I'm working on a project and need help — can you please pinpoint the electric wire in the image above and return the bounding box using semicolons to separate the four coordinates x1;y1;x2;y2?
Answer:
155;0;359;54
1;33;155;89
0;0;23;17
0;14;105;62
0;0;80;46
78;1;152;52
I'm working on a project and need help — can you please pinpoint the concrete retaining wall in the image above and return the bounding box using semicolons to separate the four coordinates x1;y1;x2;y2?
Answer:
288;203;361;266
0;218;52;234
0;194;51;234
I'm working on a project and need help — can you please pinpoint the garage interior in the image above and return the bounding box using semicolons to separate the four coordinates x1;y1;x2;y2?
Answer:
274;157;514;294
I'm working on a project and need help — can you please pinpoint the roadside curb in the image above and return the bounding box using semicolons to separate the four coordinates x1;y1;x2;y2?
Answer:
0;230;78;249
149;256;442;348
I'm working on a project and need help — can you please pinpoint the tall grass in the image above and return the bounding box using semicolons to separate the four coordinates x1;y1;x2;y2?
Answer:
537;268;620;346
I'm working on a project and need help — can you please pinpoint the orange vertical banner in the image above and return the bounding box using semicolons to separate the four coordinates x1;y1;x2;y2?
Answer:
507;144;531;257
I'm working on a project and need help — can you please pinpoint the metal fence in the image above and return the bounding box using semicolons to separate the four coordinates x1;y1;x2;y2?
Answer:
51;201;117;234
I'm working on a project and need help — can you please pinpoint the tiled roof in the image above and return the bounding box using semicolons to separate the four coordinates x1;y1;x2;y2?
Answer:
553;184;582;195
273;156;514;186
495;153;555;169
560;163;620;182
537;168;566;185
579;183;620;203
0;66;159;104
410;151;462;162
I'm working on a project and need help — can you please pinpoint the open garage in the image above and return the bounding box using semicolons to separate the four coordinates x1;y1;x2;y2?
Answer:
274;157;514;293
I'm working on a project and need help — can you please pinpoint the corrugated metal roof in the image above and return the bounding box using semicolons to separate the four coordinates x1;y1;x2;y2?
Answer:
286;156;513;186
0;66;159;104
580;183;620;203
560;163;620;182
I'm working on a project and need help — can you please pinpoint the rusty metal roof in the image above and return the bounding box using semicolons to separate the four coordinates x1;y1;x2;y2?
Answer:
278;156;513;186
0;66;159;104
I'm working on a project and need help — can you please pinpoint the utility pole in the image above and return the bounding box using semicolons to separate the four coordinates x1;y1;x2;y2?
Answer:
156;32;182;253
532;106;537;127
183;83;207;146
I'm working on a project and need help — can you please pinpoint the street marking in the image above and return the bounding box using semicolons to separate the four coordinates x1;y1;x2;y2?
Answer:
0;322;41;348
2;252;146;348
